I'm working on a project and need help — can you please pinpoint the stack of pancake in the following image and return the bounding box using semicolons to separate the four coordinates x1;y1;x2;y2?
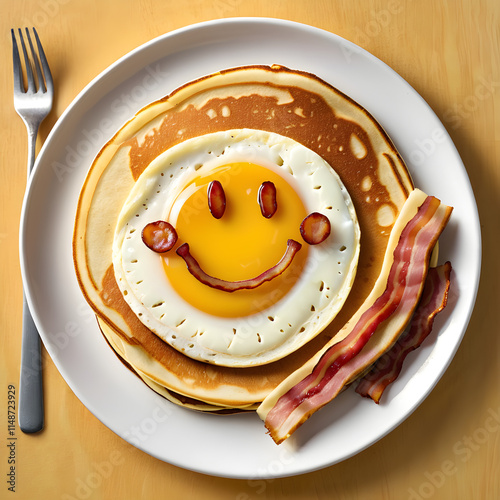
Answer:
73;65;413;412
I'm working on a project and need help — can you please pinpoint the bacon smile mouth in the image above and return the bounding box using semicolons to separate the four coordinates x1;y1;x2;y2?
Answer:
176;239;302;292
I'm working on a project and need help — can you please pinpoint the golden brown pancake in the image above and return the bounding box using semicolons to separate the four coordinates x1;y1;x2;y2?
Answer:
73;65;413;407
98;316;256;412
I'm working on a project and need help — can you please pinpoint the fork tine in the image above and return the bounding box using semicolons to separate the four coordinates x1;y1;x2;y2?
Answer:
17;28;36;93
33;28;53;93
11;29;23;93
25;28;45;93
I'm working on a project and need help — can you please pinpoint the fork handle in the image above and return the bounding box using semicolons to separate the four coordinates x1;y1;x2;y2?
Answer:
20;125;44;433
19;127;44;433
19;294;44;433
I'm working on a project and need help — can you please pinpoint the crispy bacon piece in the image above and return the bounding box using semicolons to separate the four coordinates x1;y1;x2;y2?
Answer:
176;239;302;292
258;194;452;444
208;180;226;219
258;181;277;218
141;221;178;253
355;261;452;403
300;212;331;245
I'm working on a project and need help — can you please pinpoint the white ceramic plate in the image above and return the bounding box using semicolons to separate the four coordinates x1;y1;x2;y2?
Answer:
20;18;481;478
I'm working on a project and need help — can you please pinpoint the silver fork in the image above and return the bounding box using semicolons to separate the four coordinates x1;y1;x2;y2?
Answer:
11;27;54;433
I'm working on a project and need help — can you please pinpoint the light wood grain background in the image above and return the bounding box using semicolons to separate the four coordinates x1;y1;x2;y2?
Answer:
1;1;499;499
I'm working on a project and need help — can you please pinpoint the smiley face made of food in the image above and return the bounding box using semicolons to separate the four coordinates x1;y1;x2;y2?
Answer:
73;64;415;410
112;129;360;367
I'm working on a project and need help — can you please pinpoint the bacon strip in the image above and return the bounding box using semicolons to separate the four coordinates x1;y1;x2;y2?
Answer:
176;239;302;292
355;261;452;403
257;193;452;444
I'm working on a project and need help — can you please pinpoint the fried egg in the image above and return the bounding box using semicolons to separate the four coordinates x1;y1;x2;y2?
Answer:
112;129;360;367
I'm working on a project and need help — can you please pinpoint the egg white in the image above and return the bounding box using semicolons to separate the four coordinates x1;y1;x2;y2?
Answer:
112;129;360;367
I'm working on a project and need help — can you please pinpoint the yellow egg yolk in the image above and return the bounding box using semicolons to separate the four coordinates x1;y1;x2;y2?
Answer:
162;162;309;318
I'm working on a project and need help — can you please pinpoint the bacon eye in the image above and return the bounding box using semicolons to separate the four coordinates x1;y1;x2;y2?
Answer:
258;181;277;218
300;212;331;245
142;221;178;253
208;180;226;219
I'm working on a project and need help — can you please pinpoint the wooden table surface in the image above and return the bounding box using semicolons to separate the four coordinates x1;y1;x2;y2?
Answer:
1;1;498;499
